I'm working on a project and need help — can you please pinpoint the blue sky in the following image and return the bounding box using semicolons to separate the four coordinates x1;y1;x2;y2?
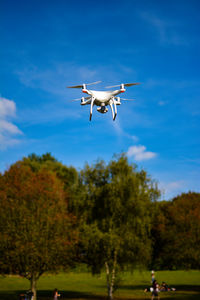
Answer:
0;0;200;199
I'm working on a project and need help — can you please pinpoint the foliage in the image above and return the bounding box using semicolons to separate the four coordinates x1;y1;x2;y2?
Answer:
22;152;79;192
152;192;200;270
0;152;199;299
75;154;160;298
0;162;77;299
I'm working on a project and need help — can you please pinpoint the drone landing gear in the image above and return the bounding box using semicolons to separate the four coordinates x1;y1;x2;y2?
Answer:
89;97;95;121
113;101;117;120
109;100;117;121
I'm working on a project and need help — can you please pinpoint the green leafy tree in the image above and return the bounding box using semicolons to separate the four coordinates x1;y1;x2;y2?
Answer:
0;162;77;300
76;155;160;299
152;192;200;269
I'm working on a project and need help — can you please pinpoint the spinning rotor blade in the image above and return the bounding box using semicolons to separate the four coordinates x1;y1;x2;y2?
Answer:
86;80;102;86
106;82;140;88
69;98;82;102
120;98;135;101
67;81;101;89
124;83;140;87
69;97;91;102
67;85;83;89
106;84;121;89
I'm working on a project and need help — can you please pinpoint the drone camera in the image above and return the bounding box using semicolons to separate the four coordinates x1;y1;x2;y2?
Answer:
97;106;108;114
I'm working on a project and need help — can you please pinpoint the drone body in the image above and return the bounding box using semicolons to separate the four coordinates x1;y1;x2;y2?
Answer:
68;81;140;121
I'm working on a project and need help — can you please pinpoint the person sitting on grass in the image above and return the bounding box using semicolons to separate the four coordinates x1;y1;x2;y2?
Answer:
160;282;169;291
160;281;176;292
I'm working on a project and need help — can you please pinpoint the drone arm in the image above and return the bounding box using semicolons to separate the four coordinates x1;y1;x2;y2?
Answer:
111;89;124;96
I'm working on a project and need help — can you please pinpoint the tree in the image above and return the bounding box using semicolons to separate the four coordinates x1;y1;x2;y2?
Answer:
75;155;160;299
22;152;79;191
151;192;200;269
0;162;77;300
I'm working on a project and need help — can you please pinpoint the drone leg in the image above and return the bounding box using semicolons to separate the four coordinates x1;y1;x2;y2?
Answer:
109;102;115;121
89;97;95;121
113;101;117;120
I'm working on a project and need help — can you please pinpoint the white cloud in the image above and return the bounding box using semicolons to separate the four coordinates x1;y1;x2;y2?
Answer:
127;145;157;161
0;97;23;150
0;120;22;135
0;97;16;118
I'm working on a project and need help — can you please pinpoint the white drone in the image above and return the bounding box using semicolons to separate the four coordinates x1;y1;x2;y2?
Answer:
67;81;140;121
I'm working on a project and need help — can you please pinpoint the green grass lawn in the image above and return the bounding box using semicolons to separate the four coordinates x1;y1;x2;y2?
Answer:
0;270;200;300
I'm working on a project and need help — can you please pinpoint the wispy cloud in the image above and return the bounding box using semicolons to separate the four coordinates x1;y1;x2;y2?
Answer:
0;97;23;150
15;61;138;97
15;63;115;97
159;180;185;199
145;78;200;89
111;118;140;143
141;12;188;46
15;62;140;124
127;145;157;161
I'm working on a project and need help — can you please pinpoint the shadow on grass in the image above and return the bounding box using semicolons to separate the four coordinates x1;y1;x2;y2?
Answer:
0;286;199;300
38;290;107;299
0;290;107;300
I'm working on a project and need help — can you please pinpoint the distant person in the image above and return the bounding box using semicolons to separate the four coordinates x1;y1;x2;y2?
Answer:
160;281;176;292
160;282;168;291
151;280;160;300
151;270;155;283
53;289;61;300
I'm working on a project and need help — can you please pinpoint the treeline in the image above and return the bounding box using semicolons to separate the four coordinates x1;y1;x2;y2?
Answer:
0;153;199;300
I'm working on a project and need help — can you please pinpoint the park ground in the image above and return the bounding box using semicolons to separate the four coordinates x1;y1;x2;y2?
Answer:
0;270;200;300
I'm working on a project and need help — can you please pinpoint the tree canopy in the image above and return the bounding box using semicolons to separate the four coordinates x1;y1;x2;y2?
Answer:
151;192;200;270
0;153;199;299
75;155;160;298
0;161;77;300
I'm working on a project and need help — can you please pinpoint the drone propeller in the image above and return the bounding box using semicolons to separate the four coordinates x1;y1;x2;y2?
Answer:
120;98;135;101
69;97;91;102
106;82;140;89
69;98;82;102
67;81;101;89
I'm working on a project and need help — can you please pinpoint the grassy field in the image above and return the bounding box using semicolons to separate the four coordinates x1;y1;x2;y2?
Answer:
0;270;200;300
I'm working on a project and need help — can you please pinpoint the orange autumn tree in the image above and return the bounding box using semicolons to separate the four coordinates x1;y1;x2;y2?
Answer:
0;162;77;300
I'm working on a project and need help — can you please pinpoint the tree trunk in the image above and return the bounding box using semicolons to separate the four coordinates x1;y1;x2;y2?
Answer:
105;250;117;300
30;274;37;300
105;261;112;299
